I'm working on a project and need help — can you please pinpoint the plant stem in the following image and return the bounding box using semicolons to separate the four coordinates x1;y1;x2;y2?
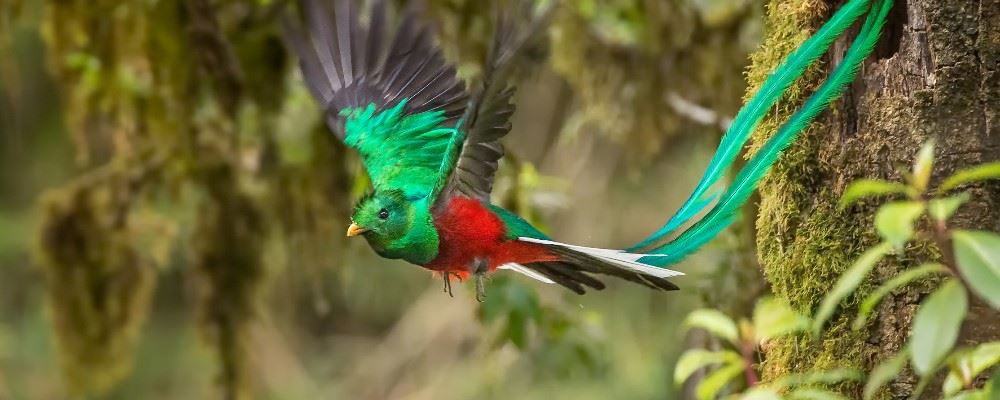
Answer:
931;220;973;290
741;341;759;387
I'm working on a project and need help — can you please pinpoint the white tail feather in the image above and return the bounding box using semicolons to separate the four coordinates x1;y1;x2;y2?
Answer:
517;238;685;278
498;263;555;284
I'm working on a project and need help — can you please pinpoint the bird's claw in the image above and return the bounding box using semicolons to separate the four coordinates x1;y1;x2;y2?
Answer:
442;272;454;298
439;259;488;301
473;258;488;303
475;274;486;303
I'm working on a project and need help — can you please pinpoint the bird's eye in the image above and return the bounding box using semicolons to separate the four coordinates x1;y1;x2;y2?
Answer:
378;208;389;220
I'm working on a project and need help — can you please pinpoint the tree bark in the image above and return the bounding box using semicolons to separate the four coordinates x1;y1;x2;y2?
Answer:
748;0;1000;397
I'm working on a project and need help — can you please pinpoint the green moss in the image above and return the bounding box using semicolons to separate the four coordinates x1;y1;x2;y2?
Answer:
36;171;157;396
545;0;760;164
190;162;267;400
744;0;873;390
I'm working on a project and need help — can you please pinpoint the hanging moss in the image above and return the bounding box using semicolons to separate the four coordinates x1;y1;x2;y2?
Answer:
548;0;761;162
38;0;282;396
426;0;763;164
35;166;158;396
190;162;266;400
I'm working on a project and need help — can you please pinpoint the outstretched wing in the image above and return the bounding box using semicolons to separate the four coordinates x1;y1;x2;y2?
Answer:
434;2;551;204
286;0;468;189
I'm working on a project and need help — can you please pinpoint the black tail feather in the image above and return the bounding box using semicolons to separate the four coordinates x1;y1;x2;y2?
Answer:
525;262;607;294
525;248;679;295
545;245;680;292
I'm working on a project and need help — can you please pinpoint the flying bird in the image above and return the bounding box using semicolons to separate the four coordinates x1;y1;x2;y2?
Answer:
286;0;892;300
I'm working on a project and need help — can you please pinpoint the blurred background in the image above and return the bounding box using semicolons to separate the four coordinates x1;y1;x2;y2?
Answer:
0;0;769;398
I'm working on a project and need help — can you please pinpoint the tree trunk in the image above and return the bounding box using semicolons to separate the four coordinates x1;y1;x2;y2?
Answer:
748;0;1000;397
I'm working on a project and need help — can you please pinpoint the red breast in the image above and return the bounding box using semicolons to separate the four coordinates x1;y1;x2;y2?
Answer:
426;197;557;276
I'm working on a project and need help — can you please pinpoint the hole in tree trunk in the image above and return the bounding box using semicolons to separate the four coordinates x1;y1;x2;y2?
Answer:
875;0;907;60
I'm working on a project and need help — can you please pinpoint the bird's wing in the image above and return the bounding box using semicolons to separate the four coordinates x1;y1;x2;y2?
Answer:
432;2;551;204
286;0;468;189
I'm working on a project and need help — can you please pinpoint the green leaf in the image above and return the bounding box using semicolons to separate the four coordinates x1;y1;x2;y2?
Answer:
987;368;1000;397
741;388;781;400
874;201;926;250
940;161;1000;192
943;342;1000;396
506;312;528;348
912;139;936;192
839;179;910;209
912;373;933;399
945;391;989;400
812;242;892;335
864;350;909;400
674;349;744;384
853;263;947;330
928;193;970;223
943;365;964;396
911;280;968;375
952;230;1000;309
788;388;850;400
684;309;740;345
753;297;810;342
696;361;745;400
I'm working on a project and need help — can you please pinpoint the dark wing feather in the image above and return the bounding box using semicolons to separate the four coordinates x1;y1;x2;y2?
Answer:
438;2;551;203
286;0;467;139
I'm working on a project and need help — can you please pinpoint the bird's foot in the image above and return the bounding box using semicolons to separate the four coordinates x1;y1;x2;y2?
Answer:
442;272;454;298
473;258;488;303
475;273;486;302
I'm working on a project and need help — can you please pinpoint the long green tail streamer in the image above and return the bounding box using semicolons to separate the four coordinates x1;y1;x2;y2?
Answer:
629;0;880;251
637;0;893;266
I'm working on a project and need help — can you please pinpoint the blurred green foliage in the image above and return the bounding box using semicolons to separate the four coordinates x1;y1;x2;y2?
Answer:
0;0;765;398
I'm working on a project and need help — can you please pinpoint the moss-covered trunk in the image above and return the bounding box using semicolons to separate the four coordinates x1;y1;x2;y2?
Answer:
749;0;1000;397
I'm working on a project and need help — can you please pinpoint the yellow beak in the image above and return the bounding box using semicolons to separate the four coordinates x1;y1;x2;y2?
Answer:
346;223;368;237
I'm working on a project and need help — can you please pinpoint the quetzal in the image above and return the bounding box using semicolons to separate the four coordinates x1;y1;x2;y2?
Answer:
287;0;892;299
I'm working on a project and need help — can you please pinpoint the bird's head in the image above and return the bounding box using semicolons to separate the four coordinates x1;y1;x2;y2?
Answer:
347;189;438;264
349;189;410;242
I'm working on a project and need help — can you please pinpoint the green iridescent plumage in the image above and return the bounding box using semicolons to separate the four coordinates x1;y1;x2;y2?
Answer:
342;100;455;194
340;98;494;264
350;187;439;264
